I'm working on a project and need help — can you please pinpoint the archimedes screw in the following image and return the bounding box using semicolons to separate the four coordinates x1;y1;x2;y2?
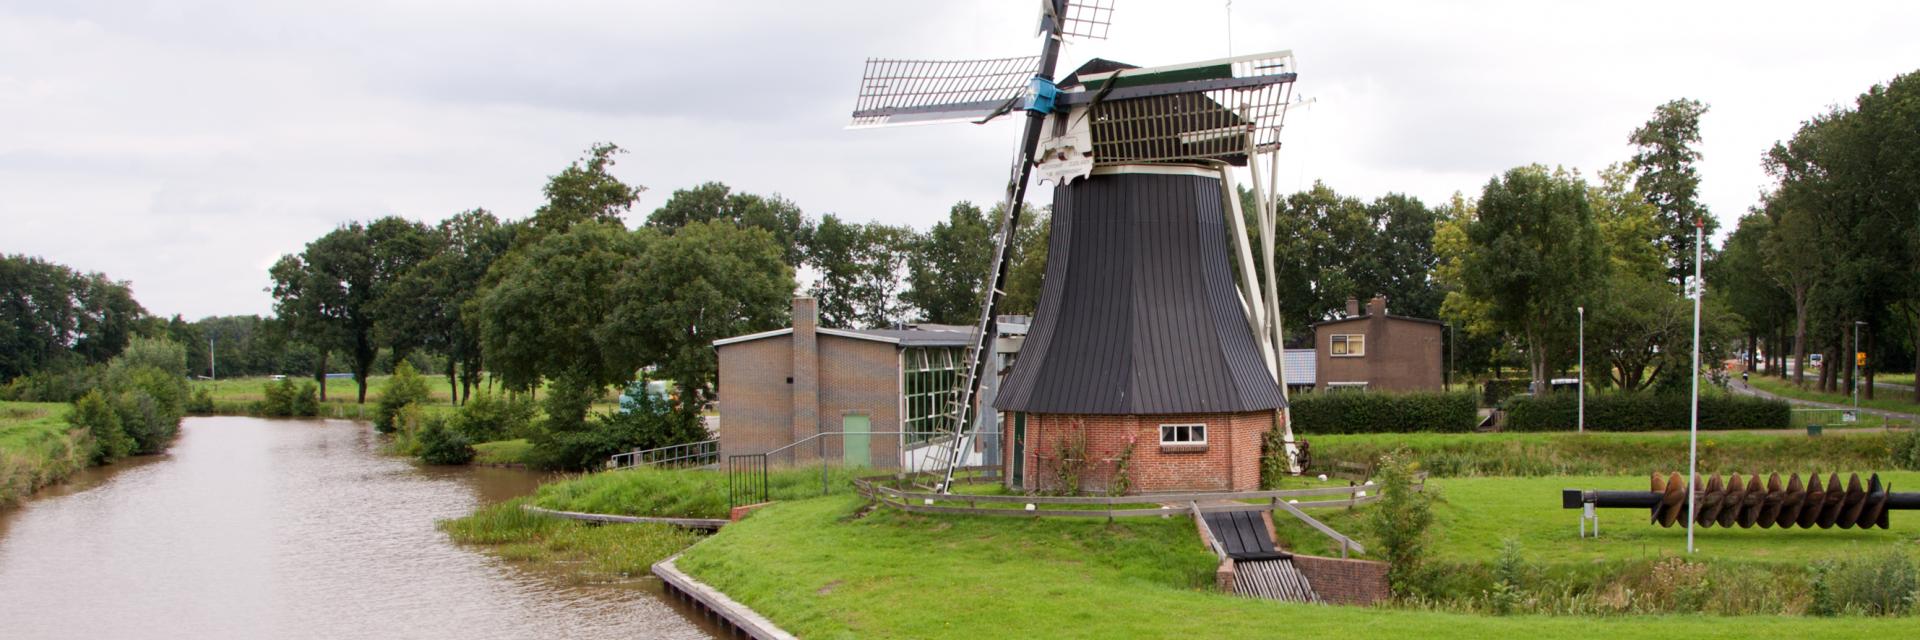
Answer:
1562;472;1920;530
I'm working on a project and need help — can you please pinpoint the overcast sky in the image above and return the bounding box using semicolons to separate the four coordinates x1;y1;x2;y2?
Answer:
5;1;1917;320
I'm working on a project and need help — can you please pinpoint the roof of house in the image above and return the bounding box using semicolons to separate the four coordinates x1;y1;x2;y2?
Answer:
1309;312;1446;328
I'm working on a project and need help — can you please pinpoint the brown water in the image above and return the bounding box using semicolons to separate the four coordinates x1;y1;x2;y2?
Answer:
0;416;719;640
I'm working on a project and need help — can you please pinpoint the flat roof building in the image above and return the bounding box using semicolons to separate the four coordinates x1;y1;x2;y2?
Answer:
1311;295;1444;392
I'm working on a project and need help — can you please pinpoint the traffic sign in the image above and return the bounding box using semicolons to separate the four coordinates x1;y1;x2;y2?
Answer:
1857;352;1868;367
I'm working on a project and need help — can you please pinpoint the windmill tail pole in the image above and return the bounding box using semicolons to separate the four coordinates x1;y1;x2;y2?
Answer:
936;0;1070;494
1562;472;1920;530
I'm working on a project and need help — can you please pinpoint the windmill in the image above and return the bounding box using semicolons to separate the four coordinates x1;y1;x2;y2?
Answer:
851;0;1305;494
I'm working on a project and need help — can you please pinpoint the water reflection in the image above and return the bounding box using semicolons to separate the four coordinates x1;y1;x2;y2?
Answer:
0;416;717;640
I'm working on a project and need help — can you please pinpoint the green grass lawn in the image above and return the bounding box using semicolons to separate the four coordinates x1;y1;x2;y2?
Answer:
1271;473;1920;564
678;495;1920;638
1749;376;1920;419
191;375;615;420
473;438;532;466
0;401;89;505
1309;430;1906;477
529;464;865;520
441;497;702;583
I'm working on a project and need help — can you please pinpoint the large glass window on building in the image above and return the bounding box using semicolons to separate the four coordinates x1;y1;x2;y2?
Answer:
903;346;966;443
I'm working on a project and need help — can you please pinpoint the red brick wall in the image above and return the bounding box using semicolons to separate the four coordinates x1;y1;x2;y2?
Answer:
1291;554;1391;606
1020;411;1278;493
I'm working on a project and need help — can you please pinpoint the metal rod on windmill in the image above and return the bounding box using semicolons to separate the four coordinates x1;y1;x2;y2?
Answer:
848;0;1308;493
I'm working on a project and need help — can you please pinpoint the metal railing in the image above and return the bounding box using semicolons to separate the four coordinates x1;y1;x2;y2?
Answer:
727;454;768;509
608;439;719;470
718;431;1003;508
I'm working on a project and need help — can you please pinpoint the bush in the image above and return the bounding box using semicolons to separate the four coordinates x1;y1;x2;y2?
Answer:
526;379;710;472
107;365;187;454
185;387;215;414
1;365;104;402
451;390;537;442
1808;550;1918;616
71;389;133;464
373;362;431;433
1893;429;1920;471
1505;392;1790;432
1290;391;1478;434
259;378;321;418
417;417;476;465
1366;452;1437;597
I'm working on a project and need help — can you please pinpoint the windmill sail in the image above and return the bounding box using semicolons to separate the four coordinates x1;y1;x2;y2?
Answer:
849;56;1041;128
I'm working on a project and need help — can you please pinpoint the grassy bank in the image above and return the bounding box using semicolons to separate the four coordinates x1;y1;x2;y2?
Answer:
678;495;1920;638
1749;376;1920;417
0;401;90;506
473;439;532;466
440;497;702;583
1310;430;1908;477
529;465;862;520
189;375;615;421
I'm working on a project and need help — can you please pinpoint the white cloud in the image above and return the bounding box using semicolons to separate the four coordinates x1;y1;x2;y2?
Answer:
3;0;1917;319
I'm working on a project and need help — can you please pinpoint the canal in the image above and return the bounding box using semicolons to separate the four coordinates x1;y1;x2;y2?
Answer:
0;416;719;639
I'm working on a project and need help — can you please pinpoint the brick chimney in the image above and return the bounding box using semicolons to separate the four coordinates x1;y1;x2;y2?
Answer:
791;297;819;452
1345;297;1361;317
1368;295;1388;317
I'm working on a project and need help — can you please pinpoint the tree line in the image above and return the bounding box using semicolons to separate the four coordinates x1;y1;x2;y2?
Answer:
1717;71;1920;400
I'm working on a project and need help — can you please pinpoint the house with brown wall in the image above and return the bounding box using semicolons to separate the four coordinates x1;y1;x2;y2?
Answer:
1311;295;1443;392
713;297;1024;468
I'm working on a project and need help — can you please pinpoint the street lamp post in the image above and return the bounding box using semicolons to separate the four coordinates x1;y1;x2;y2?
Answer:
1577;306;1585;434
1686;218;1704;554
1854;320;1866;410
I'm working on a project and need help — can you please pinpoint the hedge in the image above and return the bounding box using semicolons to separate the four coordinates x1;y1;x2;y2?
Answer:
1291;391;1479;434
1504;392;1790;432
1482;379;1532;406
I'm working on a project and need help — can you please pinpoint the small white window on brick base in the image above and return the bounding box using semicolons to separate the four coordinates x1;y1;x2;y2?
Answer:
1159;423;1207;453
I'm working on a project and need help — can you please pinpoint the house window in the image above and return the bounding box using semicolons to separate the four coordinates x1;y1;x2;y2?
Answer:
1159;423;1207;446
1330;334;1365;357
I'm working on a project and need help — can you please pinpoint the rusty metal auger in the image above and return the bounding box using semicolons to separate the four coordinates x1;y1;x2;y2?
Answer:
1562;472;1920;530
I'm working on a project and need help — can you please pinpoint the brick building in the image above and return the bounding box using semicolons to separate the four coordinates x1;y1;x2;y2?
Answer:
1311;295;1444;392
712;297;1024;467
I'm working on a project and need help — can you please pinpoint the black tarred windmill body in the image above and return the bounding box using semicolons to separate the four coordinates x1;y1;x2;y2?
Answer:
850;1;1306;493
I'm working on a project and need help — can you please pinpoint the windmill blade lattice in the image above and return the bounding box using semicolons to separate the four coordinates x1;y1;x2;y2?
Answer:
1072;51;1297;165
1057;0;1117;40
850;56;1042;128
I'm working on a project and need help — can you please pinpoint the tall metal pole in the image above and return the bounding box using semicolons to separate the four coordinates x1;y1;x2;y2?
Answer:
1686;219;1703;554
1577;306;1584;434
1853;320;1864;410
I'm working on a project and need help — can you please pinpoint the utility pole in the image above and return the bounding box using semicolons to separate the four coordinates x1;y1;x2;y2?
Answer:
1686;218;1704;554
1577;306;1585;434
209;335;217;380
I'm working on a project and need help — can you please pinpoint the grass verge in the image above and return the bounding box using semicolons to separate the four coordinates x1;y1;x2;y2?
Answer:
1310;430;1905;477
530;465;863;520
473;439;532;466
440;497;702;583
0;401;89;506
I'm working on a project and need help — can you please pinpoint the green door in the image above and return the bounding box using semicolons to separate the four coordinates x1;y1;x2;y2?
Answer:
1011;412;1026;487
843;414;870;467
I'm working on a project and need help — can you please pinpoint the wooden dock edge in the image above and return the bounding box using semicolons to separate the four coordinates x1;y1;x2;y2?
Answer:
654;555;798;640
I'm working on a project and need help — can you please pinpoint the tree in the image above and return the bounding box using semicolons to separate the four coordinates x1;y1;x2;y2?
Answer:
270;218;428;404
647;181;812;267
904;202;994;324
379;209;513;403
1713;213;1792;374
476;221;651;429
1629;98;1714;282
1460;166;1607;391
528;143;645;238
611;220;794;410
805;214;915;328
1002;207;1051;317
0;255;147;380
